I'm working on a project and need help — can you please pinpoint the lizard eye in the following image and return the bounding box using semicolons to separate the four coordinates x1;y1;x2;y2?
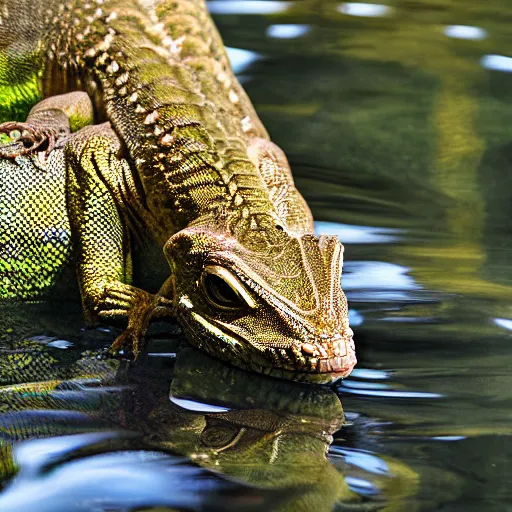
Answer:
201;265;256;310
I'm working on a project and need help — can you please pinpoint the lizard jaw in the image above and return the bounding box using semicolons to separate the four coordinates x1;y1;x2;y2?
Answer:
249;356;356;384
179;311;356;384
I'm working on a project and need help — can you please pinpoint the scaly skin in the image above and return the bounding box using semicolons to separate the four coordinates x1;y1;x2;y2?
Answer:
0;92;93;300
0;0;356;383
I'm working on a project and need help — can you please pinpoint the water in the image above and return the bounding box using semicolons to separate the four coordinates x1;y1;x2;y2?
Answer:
1;0;512;510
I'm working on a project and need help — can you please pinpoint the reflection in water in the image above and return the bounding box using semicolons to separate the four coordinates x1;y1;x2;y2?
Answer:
348;309;364;327
350;368;389;380
225;47;261;74
315;221;401;244
443;25;488;41
2;0;512;509
493;318;512;330
342;262;420;293
481;54;512;73
170;396;230;412
0;314;417;511
340;380;443;399
1;433;281;512
337;3;392;17
153;348;356;512
266;24;310;39
208;1;291;15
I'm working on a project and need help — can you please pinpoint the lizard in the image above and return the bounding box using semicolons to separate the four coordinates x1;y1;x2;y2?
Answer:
0;0;356;383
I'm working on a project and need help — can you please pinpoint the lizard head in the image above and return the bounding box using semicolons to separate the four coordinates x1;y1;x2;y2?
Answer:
164;221;356;384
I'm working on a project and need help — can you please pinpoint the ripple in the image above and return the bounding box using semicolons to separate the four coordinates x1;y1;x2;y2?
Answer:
444;25;487;40
481;54;512;72
344;476;380;496
315;221;402;244
339;387;443;398
348;308;364;326
169;395;231;413
208;1;292;15
226;47;261;74
494;318;512;330
343;261;420;291
431;436;467;441
338;2;392;17
47;339;73;349
0;433;278;512
330;446;390;475
266;24;310;39
350;368;390;380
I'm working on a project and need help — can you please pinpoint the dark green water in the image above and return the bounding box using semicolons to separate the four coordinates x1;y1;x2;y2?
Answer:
1;1;512;510
216;2;512;509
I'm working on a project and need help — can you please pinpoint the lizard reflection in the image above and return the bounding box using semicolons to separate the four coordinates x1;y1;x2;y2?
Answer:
146;348;356;512
0;315;413;510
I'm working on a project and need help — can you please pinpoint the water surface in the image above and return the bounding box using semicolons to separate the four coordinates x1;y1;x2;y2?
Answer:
1;0;512;510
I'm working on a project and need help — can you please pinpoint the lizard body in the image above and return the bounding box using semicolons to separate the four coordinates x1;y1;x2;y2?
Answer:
0;0;356;383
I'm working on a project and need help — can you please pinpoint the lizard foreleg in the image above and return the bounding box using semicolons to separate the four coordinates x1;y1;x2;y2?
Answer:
65;124;175;358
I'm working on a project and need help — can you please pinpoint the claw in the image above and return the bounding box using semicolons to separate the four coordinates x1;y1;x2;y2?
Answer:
109;327;146;360
103;281;176;361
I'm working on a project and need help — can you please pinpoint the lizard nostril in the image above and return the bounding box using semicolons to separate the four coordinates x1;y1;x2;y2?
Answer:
301;342;316;356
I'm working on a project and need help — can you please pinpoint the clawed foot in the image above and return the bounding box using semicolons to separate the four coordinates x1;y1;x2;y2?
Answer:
108;325;149;360
98;282;174;360
0;122;57;159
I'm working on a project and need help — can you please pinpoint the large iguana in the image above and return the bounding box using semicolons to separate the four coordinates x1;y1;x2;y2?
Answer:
0;0;356;383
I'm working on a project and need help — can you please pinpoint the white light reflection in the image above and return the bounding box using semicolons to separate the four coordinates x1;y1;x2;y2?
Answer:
342;261;420;291
315;221;401;244
432;436;466;441
169;396;230;413
266;24;310;39
338;2;391;17
15;432;117;470
494;318;512;330
3;434;204;511
481;54;512;73
47;339;73;349
348;308;364;327
208;1;291;15
350;368;389;380
339;387;443;398
342;380;389;390
330;446;390;475
226;47;261;74
444;25;487;40
345;476;379;495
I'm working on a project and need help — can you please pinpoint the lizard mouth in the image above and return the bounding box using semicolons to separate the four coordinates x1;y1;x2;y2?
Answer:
269;336;357;383
307;348;356;375
246;348;356;384
180;311;356;384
